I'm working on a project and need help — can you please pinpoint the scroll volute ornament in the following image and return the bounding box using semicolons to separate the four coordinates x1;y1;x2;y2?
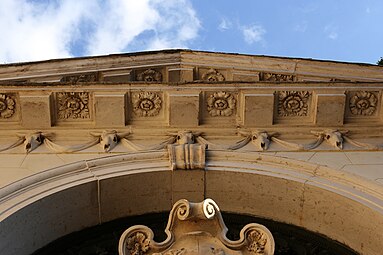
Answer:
119;199;275;255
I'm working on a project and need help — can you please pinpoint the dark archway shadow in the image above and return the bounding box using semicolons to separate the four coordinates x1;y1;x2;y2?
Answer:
33;212;356;255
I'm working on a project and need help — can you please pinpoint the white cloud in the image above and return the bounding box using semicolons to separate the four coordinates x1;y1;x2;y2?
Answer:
218;18;232;31
0;0;201;63
294;21;308;33
324;24;338;40
241;25;266;44
328;32;338;40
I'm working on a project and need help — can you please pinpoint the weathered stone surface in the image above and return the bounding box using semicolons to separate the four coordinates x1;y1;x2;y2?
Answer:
241;93;274;126
169;92;200;127
0;50;383;255
315;93;346;126
95;92;126;127
20;93;52;128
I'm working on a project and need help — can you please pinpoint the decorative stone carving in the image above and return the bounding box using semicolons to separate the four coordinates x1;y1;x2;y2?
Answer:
60;73;98;83
90;130;130;152
277;91;310;116
349;91;378;116
126;231;151;255
260;72;294;82
174;130;199;145
136;69;162;82
56;92;90;119
247;230;268;254
133;92;162;117
0;93;16;119
168;131;206;170
119;199;275;255
233;130;278;151
207;91;236;117
168;144;206;170
202;68;225;81
16;132;45;153
311;129;348;150
250;131;274;151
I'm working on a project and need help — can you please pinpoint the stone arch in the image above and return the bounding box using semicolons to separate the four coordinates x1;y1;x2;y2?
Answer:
0;150;382;255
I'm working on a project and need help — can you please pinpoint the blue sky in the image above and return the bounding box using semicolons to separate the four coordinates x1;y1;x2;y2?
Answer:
0;0;382;64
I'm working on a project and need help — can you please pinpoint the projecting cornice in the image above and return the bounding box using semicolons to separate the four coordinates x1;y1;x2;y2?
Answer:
0;49;383;83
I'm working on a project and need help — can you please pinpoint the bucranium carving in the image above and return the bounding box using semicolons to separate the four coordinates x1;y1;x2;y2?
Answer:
311;130;348;150
251;131;274;151
238;130;277;151
90;130;130;152
170;131;202;145
16;132;46;153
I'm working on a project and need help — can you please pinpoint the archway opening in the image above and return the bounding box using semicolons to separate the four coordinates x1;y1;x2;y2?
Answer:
32;212;357;255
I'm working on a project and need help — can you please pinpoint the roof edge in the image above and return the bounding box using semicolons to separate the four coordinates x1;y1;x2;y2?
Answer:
0;48;382;68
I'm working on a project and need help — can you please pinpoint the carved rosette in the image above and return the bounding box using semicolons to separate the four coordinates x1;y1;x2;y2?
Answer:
119;199;275;255
57;92;90;119
202;69;225;82
60;73;98;83
133;92;162;117
261;72;294;82
0;93;16;119
207;91;236;117
349;91;378;116
126;231;151;255
247;230;268;254
136;69;162;82
278;91;310;116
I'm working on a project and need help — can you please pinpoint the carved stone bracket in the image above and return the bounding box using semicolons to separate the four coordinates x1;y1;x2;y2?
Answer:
168;143;206;170
119;199;275;255
168;131;206;170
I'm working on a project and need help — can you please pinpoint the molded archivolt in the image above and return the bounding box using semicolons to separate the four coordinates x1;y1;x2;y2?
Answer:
0;150;382;255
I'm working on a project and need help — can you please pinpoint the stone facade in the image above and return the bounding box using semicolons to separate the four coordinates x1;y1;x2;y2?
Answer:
0;50;382;255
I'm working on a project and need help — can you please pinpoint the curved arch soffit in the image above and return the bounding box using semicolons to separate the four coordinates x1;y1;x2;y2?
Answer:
0;150;382;255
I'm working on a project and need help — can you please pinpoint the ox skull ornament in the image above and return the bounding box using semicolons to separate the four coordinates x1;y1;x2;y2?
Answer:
16;132;47;153
90;130;130;152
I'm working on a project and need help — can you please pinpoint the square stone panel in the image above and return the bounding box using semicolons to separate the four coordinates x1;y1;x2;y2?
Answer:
201;91;238;125
0;93;19;122
345;91;381;122
314;93;345;126
274;90;314;124
54;92;92;122
241;93;274;127
127;91;166;125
